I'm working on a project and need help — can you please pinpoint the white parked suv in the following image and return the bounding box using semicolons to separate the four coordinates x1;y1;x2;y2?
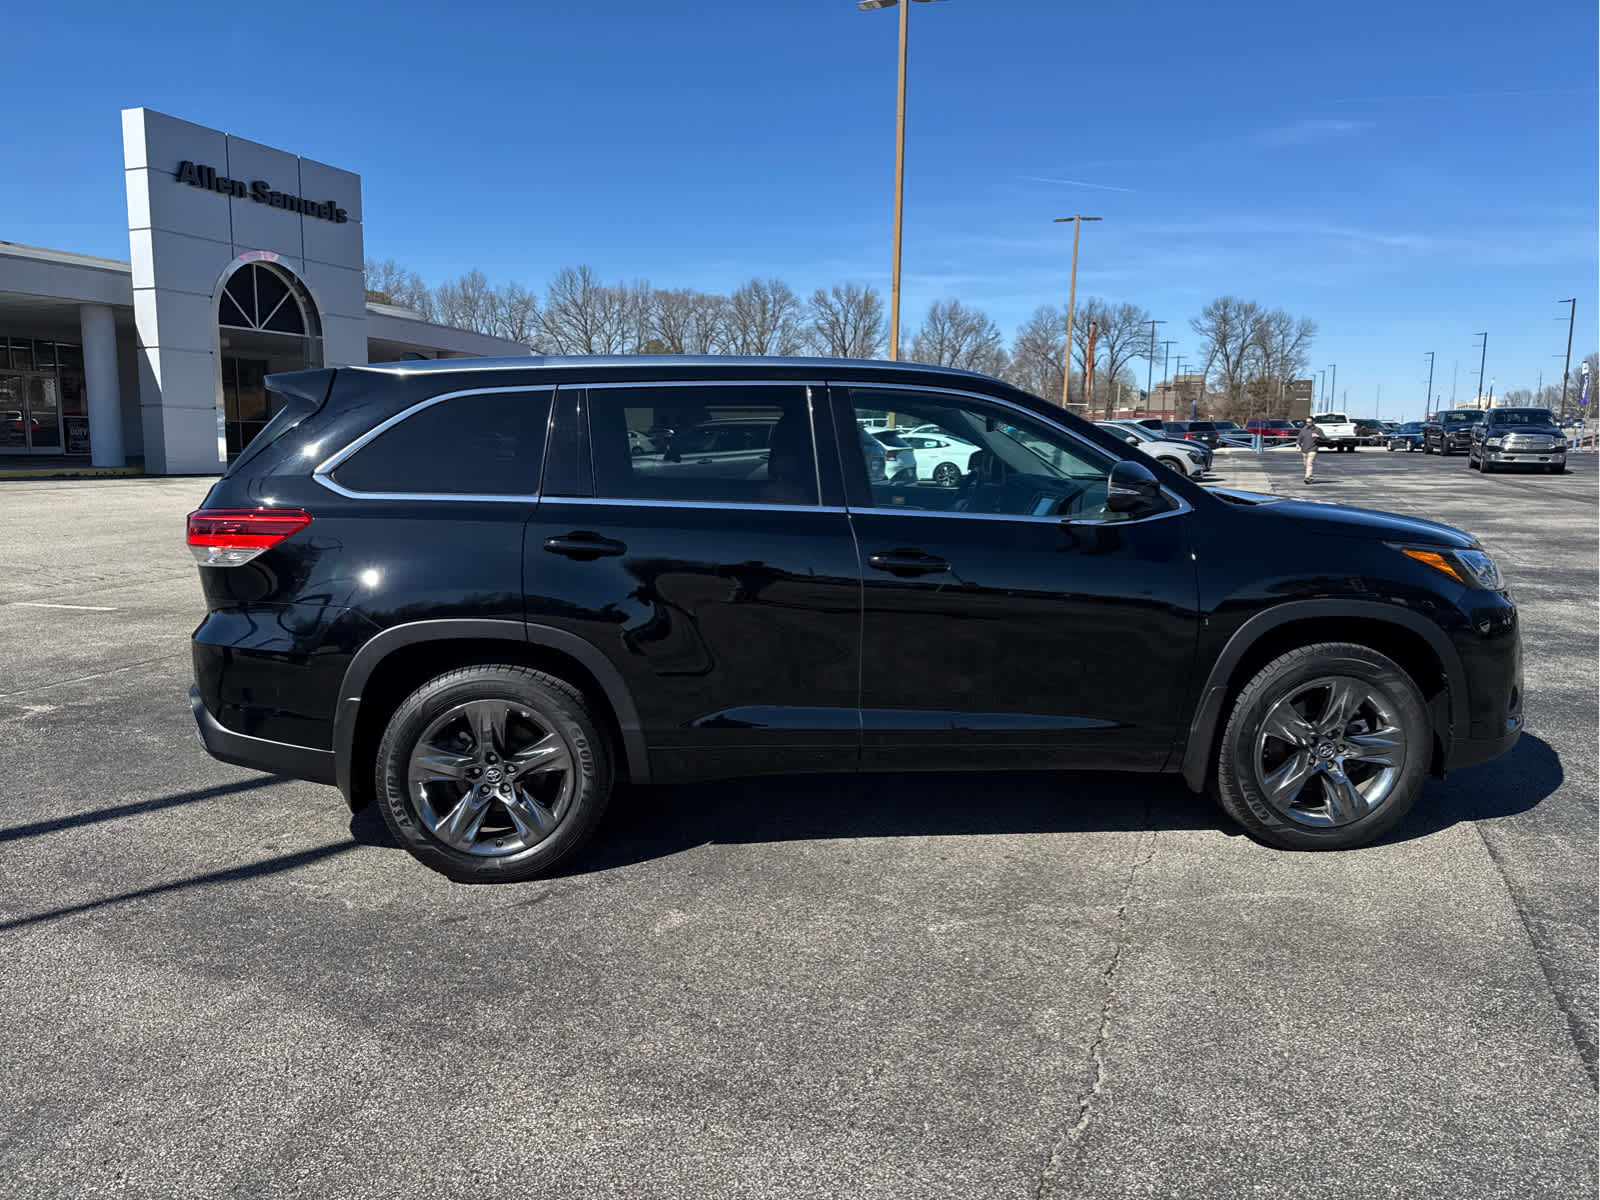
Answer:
1097;421;1210;478
1311;412;1361;452
894;431;980;486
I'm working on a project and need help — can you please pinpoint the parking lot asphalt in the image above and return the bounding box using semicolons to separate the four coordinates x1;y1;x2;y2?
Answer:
1;456;1595;1200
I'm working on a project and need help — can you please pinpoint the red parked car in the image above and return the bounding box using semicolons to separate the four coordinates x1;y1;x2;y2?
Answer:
1244;419;1296;442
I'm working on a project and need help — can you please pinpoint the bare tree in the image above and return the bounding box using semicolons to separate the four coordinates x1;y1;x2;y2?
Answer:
1005;305;1068;401
1236;308;1318;419
723;278;803;355
434;269;499;335
493;282;540;347
538;266;633;354
805;283;886;358
363;258;435;319
1190;296;1263;408
909;300;1007;376
648;288;728;354
1072;299;1153;416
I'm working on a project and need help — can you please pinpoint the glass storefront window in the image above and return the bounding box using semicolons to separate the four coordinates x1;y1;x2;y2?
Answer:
0;336;87;455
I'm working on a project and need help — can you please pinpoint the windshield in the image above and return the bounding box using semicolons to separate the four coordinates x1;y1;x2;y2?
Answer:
1441;412;1479;425
1104;423;1156;442
1489;408;1556;426
1315;413;1348;423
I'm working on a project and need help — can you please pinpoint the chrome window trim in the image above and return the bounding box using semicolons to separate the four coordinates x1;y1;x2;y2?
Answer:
311;385;553;501
537;496;849;514
830;379;1193;526
848;494;1192;527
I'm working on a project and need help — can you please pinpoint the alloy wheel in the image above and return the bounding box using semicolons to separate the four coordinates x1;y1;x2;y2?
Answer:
1252;676;1407;828
407;699;576;856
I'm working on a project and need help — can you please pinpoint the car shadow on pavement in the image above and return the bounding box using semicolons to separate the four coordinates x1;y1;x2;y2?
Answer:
346;733;1563;874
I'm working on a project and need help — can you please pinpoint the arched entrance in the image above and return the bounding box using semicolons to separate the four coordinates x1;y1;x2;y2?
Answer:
216;258;322;458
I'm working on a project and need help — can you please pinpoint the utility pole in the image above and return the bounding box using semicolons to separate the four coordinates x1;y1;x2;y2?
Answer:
1474;332;1488;404
1316;369;1325;406
1559;299;1576;418
1327;363;1336;411
1053;215;1101;408
1376;383;1381;419
1085;319;1100;417
1145;318;1165;408
1423;351;1435;420
1451;360;1458;405
1172;356;1185;417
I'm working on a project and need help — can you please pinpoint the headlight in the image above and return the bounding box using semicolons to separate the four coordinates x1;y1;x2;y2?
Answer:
1396;545;1503;589
1485;436;1503;447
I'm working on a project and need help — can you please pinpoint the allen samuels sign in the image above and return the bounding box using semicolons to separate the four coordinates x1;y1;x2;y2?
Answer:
174;160;349;223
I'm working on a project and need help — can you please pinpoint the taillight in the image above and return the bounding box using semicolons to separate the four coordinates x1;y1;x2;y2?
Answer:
187;508;312;566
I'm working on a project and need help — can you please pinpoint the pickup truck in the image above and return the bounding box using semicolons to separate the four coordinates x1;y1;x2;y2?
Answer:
1310;412;1361;451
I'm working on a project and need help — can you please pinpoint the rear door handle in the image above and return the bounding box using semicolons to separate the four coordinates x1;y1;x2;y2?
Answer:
868;550;950;578
543;533;627;561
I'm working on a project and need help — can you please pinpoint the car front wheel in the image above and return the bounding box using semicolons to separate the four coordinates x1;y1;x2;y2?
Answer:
375;664;612;882
932;461;962;488
1213;643;1428;850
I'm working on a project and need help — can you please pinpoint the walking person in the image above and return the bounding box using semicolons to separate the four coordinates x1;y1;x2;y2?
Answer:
1297;421;1319;483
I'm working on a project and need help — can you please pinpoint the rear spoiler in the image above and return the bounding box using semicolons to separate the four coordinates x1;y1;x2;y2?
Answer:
226;368;337;476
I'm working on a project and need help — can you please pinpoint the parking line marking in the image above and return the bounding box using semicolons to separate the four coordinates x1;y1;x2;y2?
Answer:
11;602;120;612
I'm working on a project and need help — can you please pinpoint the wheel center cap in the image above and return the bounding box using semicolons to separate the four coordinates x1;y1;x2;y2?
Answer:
1315;741;1336;760
484;766;503;783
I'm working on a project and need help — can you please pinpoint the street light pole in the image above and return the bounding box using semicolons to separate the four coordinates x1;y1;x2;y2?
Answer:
1159;339;1176;411
1423;351;1435;420
1316;369;1325;406
1172;356;1185;417
1559;299;1576;418
1053;215;1101;407
859;0;940;361
1145;318;1165;408
1474;332;1488;404
1326;364;1336;411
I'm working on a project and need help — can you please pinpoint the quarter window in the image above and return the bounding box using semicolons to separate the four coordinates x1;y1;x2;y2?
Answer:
330;389;551;495
587;386;818;506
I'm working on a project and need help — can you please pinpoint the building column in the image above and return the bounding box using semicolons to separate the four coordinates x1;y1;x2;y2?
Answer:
79;304;125;467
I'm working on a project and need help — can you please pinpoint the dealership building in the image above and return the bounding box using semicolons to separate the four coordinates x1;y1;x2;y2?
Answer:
0;108;525;474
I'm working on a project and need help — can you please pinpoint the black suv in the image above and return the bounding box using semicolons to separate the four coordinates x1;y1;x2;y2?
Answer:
188;357;1522;882
1467;407;1567;474
1423;409;1483;455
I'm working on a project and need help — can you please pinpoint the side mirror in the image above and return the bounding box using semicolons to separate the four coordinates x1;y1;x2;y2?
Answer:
1124;434;1140;445
1106;459;1166;515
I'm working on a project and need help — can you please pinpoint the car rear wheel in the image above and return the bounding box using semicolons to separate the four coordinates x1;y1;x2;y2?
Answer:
375;664;612;882
932;461;962;488
1213;643;1428;850
1545;464;1564;474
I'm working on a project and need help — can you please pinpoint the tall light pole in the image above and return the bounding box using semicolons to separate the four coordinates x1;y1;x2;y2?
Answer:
1325;364;1336;412
1053;215;1101;407
1144;318;1166;408
1159;339;1176;410
1474;332;1488;404
1558;299;1576;417
859;0;941;361
1316;369;1325;406
1423;351;1435;420
1172;356;1185;417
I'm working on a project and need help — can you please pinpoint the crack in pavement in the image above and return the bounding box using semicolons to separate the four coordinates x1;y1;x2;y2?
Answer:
1472;820;1599;1088
0;652;187;701
1036;822;1160;1198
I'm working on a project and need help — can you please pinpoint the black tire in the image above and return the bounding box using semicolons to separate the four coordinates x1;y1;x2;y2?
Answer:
374;664;612;882
1213;642;1429;850
1545;464;1564;474
1422;440;1433;455
1155;456;1185;475
1440;444;1453;457
1479;456;1493;474
932;461;962;488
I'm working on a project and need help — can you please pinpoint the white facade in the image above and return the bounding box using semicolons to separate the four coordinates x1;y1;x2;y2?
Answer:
0;107;526;474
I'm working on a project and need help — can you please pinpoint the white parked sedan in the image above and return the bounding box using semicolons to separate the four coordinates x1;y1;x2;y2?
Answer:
1095;421;1209;478
894;432;981;487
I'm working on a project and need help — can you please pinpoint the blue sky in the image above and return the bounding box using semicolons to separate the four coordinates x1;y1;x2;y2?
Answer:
5;0;1596;420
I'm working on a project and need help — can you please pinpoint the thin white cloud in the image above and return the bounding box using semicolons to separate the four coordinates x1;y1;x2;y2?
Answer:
1253;119;1369;147
1017;175;1138;194
1331;86;1596;105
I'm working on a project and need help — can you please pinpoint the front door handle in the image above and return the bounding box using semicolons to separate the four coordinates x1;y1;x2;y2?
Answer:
543;532;627;561
868;550;950;578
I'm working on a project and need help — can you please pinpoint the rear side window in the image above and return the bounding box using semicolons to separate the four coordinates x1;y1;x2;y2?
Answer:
586;386;818;506
330;389;551;496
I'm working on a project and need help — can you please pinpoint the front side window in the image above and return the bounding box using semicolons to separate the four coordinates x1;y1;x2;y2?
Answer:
330;389;551;496
588;386;817;506
841;388;1134;521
